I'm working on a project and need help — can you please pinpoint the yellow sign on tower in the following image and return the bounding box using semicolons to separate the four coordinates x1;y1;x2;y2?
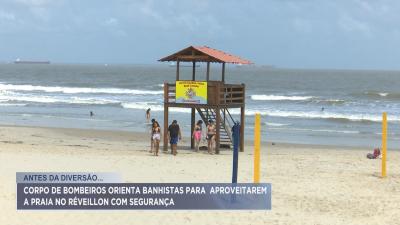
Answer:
176;81;207;104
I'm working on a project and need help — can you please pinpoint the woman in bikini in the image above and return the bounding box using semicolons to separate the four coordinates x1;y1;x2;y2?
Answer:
151;121;161;156
206;120;216;154
192;120;203;152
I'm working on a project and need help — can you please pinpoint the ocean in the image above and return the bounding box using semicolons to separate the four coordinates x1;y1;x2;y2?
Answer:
0;63;399;149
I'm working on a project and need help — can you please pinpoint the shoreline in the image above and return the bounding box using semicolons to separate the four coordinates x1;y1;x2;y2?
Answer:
1;123;397;152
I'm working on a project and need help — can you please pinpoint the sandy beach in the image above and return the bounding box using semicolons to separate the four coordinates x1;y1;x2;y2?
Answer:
0;125;399;225
3;0;400;224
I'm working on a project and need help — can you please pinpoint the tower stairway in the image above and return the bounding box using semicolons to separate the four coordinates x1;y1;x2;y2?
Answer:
197;108;235;148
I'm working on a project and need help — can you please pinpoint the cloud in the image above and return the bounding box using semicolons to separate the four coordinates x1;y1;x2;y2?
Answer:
14;0;56;7
1;0;400;68
103;17;119;26
112;29;127;37
338;15;371;35
136;1;171;29
127;0;223;37
354;0;373;11
354;0;389;15
0;10;16;21
30;6;50;21
101;17;127;37
8;0;64;22
292;18;312;33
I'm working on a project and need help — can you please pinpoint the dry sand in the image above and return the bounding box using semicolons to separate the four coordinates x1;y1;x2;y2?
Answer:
0;125;399;225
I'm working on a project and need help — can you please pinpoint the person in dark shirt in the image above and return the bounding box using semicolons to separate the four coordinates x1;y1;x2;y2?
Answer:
168;120;181;156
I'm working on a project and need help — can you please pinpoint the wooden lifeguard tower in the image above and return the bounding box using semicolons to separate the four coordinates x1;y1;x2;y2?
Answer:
159;46;252;153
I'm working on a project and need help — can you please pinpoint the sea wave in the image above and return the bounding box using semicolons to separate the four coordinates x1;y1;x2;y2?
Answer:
120;102;399;123
120;102;400;122
242;110;400;122
0;83;163;95
352;91;400;100
0;92;122;105
1;91;395;123
264;122;290;127
1;86;397;123
312;99;346;105
251;95;313;101
121;102;190;113
363;91;389;97
269;127;360;134
0;103;27;107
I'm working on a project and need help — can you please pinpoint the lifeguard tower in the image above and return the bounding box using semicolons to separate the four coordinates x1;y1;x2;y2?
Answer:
159;46;252;153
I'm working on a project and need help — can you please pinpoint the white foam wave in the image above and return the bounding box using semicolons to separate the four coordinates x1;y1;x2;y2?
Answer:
130;104;398;122
362;91;392;98
241;110;400;122
269;127;360;134
0;103;27;107
0;83;163;95
121;102;191;113
1;86;397;123
121;102;164;111
251;95;313;101
264;122;290;127
0;92;121;105
0;94;59;103
317;99;345;103
70;97;121;105
121;102;399;123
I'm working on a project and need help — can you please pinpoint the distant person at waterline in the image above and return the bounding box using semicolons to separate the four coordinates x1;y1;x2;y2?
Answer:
146;108;151;123
168;120;181;156
192;120;203;152
90;111;94;117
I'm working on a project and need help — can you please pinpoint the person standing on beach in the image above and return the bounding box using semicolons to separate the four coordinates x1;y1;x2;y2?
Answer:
146;108;151;123
192;120;203;152
149;118;156;153
168;120;181;156
206;120;216;154
151;121;161;156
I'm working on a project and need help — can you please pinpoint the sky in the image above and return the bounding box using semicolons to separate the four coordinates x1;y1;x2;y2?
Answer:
0;0;400;69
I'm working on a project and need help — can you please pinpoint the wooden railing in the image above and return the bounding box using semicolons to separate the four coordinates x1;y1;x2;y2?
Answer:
164;81;245;106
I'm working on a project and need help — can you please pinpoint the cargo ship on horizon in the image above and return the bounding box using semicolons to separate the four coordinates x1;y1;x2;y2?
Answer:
14;58;50;64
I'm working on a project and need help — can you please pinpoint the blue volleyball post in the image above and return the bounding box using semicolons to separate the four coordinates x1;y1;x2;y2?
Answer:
232;122;240;183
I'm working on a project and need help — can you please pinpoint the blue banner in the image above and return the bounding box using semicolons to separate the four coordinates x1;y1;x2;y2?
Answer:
16;173;271;210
